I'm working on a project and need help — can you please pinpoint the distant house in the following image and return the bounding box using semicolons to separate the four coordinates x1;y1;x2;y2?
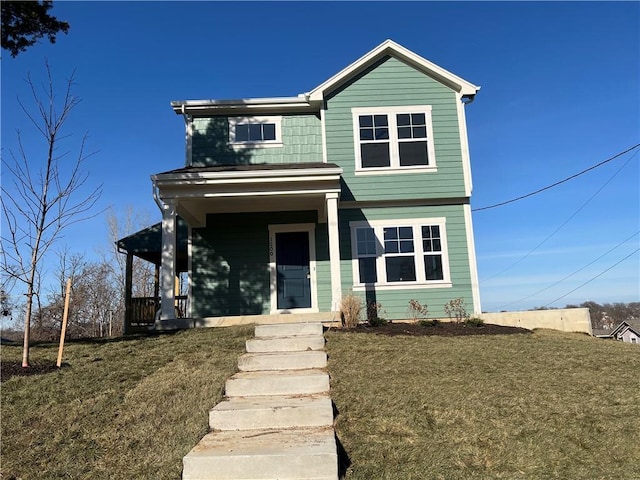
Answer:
595;321;640;345
118;40;482;331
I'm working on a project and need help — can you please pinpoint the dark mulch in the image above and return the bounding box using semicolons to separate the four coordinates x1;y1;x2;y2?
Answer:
1;361;67;382
331;321;531;337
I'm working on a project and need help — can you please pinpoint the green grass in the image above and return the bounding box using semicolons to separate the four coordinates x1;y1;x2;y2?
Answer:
3;327;639;479
1;326;253;480
325;329;640;480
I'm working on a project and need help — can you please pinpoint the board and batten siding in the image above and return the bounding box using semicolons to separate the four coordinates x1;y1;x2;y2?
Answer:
337;204;474;319
190;114;322;167
325;56;466;202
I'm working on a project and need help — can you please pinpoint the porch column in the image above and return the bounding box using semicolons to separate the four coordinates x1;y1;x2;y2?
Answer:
326;192;342;311
124;252;133;335
160;199;177;320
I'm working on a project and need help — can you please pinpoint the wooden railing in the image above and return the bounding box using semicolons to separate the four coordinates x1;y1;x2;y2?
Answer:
126;296;189;333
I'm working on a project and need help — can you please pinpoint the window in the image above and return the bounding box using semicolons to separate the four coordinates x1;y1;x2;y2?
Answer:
229;116;282;147
350;218;450;289
352;106;436;173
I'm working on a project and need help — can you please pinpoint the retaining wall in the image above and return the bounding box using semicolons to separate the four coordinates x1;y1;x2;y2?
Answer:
478;308;592;334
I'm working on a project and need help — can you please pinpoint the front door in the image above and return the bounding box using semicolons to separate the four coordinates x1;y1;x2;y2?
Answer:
275;231;311;310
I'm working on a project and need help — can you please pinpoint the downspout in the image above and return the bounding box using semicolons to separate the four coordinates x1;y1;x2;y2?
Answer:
181;104;192;167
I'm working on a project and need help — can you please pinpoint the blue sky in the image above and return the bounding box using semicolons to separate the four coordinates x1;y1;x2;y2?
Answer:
2;1;639;312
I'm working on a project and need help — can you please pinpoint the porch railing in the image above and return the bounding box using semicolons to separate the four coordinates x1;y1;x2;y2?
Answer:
126;295;189;333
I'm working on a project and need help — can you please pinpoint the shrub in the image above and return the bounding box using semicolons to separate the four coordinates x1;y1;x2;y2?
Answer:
444;297;470;323
465;317;484;327
407;299;429;322
340;292;363;329
366;300;388;327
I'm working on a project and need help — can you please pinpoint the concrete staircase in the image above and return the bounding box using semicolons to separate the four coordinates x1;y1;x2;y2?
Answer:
182;322;338;480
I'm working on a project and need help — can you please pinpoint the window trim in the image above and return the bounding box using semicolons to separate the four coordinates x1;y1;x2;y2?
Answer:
229;116;283;148
349;218;452;291
351;106;436;175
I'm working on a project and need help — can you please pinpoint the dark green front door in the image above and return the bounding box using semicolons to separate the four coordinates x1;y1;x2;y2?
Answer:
276;231;311;310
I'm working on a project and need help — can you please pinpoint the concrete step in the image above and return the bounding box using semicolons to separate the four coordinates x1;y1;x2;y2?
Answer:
246;334;325;353
254;322;324;338
225;370;330;397
238;350;327;372
210;394;333;431
182;427;338;480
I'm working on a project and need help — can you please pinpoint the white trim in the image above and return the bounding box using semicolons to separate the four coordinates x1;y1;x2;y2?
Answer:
351;105;436;173
160;200;177;320
326;193;342;311
228;116;283;148
268;223;318;314
187;225;193;318
349;217;451;289
307;39;480;101
457;94;473;197
463;204;482;314
320;107;328;163
185;114;193;166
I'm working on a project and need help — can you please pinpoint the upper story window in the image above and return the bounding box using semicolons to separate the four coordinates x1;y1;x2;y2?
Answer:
352;106;436;174
229;116;283;148
350;218;451;290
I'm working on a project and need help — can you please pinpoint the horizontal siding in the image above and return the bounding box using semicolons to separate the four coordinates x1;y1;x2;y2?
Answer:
325;56;465;201
191;114;322;167
337;204;474;319
191;211;318;318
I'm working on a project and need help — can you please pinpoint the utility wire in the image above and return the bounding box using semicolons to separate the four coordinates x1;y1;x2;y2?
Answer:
496;230;640;310
485;149;639;281
472;143;640;212
544;247;640;308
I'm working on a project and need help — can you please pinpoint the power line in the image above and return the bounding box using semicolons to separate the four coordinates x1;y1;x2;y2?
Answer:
472;143;640;212
544;247;640;308
496;230;640;310
485;148;639;281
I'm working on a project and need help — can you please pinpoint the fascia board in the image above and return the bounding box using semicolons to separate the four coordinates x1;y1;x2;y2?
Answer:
307;39;480;101
152;167;343;183
171;97;320;115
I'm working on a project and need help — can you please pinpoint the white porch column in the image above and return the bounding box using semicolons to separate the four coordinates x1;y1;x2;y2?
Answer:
160;199;177;320
326;193;342;311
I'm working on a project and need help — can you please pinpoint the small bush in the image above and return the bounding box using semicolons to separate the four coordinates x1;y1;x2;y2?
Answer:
444;297;470;323
366;300;388;327
340;292;363;329
419;319;440;327
407;299;429;322
465;317;484;327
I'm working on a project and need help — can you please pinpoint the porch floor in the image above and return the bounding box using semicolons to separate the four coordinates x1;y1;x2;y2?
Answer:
154;311;341;330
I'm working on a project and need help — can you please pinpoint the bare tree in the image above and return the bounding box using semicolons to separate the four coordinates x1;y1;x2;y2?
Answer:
1;63;102;367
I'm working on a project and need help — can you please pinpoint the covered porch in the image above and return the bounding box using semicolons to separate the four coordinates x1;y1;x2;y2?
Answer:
150;162;344;329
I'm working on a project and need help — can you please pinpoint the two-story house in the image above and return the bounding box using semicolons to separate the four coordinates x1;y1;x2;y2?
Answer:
118;40;481;329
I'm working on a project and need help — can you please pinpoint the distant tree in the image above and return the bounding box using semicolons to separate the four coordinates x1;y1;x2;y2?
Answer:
1;1;69;57
1;64;102;367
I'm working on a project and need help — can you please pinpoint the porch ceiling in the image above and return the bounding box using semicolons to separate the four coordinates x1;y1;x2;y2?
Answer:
152;163;343;227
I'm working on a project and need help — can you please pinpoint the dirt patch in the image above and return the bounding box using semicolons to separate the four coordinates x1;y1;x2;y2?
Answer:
1;361;67;382
330;321;531;337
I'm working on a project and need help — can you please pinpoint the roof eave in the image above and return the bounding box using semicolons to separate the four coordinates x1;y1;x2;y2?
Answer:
307;39;480;102
171;96;321;116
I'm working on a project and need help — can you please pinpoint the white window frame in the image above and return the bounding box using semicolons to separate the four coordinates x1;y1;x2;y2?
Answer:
229;116;283;148
349;218;452;291
351;106;437;175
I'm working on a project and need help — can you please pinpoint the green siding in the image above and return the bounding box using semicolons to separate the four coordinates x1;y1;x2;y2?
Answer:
191;211;320;318
325;56;466;201
337;204;474;319
191;114;322;167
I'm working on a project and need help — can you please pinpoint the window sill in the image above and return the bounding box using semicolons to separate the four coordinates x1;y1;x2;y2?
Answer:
230;142;283;150
355;166;437;176
352;281;452;291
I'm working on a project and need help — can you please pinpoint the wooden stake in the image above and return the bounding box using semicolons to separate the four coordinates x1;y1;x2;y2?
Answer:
56;278;72;368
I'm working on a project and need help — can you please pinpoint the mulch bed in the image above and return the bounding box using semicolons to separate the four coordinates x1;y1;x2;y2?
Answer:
1;361;67;383
330;321;531;337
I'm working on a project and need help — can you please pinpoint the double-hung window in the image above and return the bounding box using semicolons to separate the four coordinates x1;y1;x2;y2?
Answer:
350;218;451;290
229;116;282;148
352;106;436;173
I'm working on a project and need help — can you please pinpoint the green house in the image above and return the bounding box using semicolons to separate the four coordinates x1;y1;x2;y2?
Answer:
119;40;482;330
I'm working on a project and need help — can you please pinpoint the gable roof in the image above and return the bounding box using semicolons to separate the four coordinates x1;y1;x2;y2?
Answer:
172;39;479;116
307;39;480;102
